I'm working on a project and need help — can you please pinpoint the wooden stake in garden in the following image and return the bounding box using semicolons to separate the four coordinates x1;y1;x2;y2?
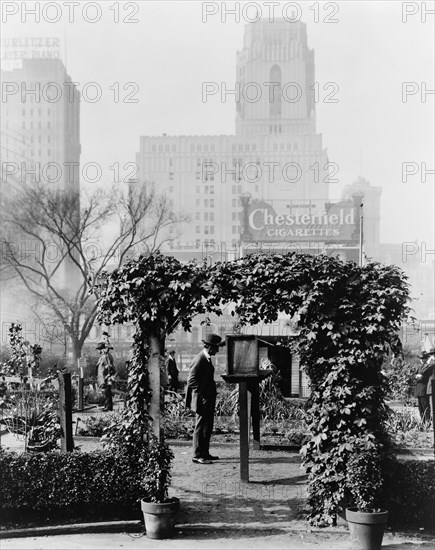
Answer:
59;372;74;451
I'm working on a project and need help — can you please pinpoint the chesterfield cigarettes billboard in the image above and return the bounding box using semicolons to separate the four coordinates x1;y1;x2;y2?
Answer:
243;200;359;244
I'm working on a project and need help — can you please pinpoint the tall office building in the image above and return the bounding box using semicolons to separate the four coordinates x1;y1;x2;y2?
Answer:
1;57;81;193
1;55;81;336
137;20;330;258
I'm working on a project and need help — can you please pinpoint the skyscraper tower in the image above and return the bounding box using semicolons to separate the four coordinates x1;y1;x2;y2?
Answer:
236;20;315;136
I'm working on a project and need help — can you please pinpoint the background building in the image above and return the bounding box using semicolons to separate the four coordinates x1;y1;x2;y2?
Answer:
1;53;81;343
137;20;329;254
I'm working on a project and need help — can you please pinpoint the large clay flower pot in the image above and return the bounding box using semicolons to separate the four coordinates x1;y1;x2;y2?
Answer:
141;497;179;539
346;507;388;550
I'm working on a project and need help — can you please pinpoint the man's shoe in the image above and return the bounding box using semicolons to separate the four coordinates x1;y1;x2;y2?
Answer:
205;454;219;460
192;457;213;464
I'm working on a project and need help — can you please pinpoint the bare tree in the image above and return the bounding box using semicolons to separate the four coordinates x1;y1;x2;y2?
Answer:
1;182;182;363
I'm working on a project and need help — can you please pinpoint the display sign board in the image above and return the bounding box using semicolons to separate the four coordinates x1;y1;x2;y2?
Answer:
226;335;259;377
243;199;359;243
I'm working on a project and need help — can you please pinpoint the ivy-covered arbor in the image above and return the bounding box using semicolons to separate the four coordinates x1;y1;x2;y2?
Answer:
94;251;410;525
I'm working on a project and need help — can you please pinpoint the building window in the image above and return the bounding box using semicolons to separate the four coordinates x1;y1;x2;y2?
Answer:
47;135;51;143
232;212;237;220
232;226;238;234
47;121;51;129
196;226;200;233
210;226;214;235
204;199;209;207
210;199;214;207
204;212;209;221
47;149;51;156
196;186;200;193
196;212;200;220
169;186;174;193
196;199;200;207
205;186;209;194
204;226;209;235
232;199;237;207
210;213;214;221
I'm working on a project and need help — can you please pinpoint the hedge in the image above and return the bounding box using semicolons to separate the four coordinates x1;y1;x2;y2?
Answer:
0;448;144;524
384;458;435;529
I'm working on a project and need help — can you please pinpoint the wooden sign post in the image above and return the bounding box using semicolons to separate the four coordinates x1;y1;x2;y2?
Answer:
59;372;74;452
222;335;272;482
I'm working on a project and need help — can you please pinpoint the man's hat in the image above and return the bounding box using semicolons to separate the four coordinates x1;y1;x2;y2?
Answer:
420;347;435;359
202;333;225;347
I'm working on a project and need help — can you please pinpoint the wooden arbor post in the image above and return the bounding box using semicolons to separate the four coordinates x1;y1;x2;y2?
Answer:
148;330;164;441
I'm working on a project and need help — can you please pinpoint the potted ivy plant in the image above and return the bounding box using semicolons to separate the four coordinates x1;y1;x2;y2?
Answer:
140;436;179;539
345;446;388;550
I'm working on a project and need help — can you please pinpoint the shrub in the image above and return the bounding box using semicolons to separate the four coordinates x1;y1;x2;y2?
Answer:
76;414;117;437
0;447;144;524
384;458;435;528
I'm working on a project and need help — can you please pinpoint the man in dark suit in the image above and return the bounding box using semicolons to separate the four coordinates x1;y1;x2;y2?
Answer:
166;350;179;392
185;333;225;464
414;349;434;425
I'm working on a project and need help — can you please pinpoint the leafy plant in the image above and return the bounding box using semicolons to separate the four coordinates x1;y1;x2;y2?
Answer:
140;436;174;503
345;447;384;512
77;414;116;437
384;350;419;404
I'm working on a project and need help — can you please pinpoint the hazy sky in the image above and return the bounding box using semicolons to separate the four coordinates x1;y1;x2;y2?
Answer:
2;0;434;247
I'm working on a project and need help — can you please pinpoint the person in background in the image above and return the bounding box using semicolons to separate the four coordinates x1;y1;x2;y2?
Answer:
185;334;225;465
166;350;179;393
96;343;116;412
414;350;433;426
423;348;435;425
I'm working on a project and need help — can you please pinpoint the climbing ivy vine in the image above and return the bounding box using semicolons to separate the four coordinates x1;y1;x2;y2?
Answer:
94;251;410;525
